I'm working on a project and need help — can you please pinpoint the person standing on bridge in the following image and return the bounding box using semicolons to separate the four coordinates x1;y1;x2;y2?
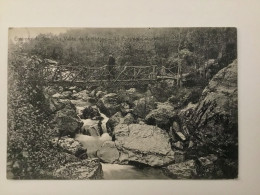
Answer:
107;54;116;80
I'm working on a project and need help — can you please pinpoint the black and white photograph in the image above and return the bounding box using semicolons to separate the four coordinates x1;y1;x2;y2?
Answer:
7;27;238;180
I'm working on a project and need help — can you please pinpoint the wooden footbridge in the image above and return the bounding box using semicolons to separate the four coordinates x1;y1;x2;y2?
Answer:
38;63;178;87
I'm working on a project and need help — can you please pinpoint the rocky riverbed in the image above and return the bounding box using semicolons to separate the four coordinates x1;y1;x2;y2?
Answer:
40;59;238;179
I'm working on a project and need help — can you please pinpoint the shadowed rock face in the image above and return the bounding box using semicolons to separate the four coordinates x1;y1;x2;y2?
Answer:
132;96;157;119
145;102;175;130
97;93;122;117
80;106;101;120
106;112;135;136
114;124;177;167
191;60;238;153
163;160;197;179
48;99;83;137
177;59;238;178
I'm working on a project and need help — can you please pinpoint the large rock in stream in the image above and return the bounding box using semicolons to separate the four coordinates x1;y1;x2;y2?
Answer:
97;141;120;163
114;124;178;167
97;93;121;117
106;112;135;136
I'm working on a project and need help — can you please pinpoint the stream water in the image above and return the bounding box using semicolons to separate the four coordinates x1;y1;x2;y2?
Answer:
101;163;170;179
73;99;170;179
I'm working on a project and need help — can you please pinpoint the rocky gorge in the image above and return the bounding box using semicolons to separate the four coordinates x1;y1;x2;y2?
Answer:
33;59;238;179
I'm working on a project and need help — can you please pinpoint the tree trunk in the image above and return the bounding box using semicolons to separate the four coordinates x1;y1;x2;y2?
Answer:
177;30;182;88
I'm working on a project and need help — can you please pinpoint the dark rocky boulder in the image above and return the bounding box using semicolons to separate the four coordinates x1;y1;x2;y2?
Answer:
163;160;198;179
169;102;197;144
145;102;175;130
132;96;157;119
51;101;83;137
106;112;123;135
97;93;122;117
43;89;66;113
123;113;135;125
197;154;220;178
168;87;202;109
119;88;144;106
106;112;135;136
80;106;101;120
120;102;132;115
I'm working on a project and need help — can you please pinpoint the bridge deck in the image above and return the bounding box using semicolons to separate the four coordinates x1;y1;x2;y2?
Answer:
38;64;178;87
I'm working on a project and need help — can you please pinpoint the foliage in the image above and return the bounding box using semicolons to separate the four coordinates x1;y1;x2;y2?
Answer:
7;46;68;179
17;28;237;73
168;87;203;108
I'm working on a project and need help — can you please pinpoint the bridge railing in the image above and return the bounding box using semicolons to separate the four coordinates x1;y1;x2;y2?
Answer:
39;64;158;83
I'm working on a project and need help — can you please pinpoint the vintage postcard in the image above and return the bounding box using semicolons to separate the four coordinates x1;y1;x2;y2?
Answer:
7;27;238;180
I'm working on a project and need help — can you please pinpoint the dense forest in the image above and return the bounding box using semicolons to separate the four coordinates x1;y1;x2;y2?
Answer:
12;28;236;71
8;28;238;179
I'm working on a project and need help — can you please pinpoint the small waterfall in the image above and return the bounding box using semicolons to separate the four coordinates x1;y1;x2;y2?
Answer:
99;110;109;133
72;100;111;157
75;133;111;157
71;95;170;179
73;99;109;135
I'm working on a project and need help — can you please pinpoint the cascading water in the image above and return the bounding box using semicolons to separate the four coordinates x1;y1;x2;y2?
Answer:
72;99;170;179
